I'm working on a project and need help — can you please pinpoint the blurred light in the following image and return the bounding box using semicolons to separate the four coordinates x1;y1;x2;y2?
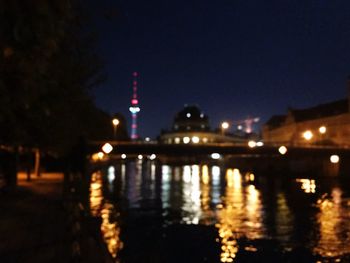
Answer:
186;113;191;118
203;137;208;143
108;166;115;173
211;153;221;159
129;106;140;113
226;169;234;187
250;173;255;181
183;165;191;183
145;137;150;142
150;154;156;160
121;154;126;159
174;137;180;144
237;125;243;130
202;165;210;184
256;141;264;147
212;166;221;185
221;122;229;129
92;152;104;161
89;172;103;216
245;173;255;181
162;165;170;175
192;136;200;143
319;126;327;134
303;130;313;141
183;137;190;144
278;146;287;155
112;118;119;126
296;179;316;193
102;143;113;154
248;140;256;148
100;203;123;258
107;166;115;183
330;155;339;163
137;154;143;160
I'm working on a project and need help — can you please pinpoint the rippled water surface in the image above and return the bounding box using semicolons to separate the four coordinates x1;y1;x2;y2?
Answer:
89;160;350;262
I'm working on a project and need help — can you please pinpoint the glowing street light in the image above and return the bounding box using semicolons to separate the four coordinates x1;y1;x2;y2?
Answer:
303;130;313;141
192;136;200;144
319;126;326;134
102;143;113;154
183;137;190;144
330;155;339;164
221;121;229;135
248;140;257;148
112;118;120;140
278;146;288;155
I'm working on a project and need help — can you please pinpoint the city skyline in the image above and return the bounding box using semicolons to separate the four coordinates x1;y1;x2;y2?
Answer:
87;0;350;138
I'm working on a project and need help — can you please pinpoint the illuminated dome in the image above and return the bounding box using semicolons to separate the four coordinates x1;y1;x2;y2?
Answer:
173;105;210;131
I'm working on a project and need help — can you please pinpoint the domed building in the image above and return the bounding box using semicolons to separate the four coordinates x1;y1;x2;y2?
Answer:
159;104;244;144
172;105;210;132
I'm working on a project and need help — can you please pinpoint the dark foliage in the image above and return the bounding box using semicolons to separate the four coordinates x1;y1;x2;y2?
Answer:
0;0;111;154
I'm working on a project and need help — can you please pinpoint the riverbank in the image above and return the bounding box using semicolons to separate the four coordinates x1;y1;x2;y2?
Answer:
0;172;111;263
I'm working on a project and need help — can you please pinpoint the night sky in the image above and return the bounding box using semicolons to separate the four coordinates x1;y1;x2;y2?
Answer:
87;0;350;138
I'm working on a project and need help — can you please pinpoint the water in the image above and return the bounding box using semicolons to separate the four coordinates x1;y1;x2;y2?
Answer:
89;159;350;262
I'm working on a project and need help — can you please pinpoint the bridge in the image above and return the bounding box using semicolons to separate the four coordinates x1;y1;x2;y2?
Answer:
90;140;349;156
89;141;350;176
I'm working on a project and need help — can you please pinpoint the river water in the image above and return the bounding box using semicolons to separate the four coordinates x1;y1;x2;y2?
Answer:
89;159;350;262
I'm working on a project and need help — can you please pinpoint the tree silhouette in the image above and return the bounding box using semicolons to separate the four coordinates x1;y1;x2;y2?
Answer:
0;0;110;187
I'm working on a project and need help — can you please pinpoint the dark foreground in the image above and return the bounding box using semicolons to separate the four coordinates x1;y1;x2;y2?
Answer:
0;173;110;263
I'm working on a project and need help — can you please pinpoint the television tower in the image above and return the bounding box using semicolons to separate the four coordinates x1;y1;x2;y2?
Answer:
129;72;140;140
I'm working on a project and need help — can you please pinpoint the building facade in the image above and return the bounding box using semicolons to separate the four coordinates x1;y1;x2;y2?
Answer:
262;80;350;147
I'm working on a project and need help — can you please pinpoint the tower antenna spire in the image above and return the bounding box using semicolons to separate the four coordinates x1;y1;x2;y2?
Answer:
129;71;140;140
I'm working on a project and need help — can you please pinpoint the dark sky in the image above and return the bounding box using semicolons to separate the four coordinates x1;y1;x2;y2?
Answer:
87;0;350;138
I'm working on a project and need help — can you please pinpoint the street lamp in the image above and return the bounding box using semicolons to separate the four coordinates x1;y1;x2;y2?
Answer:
318;126;326;145
319;126;326;134
302;130;313;141
221;121;229;135
112;118;119;140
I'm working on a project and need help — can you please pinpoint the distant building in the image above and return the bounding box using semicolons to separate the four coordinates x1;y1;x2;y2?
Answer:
159;104;246;144
262;79;350;146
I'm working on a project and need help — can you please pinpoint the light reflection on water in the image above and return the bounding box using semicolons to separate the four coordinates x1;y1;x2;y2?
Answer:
314;188;350;258
89;160;350;262
89;171;123;259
